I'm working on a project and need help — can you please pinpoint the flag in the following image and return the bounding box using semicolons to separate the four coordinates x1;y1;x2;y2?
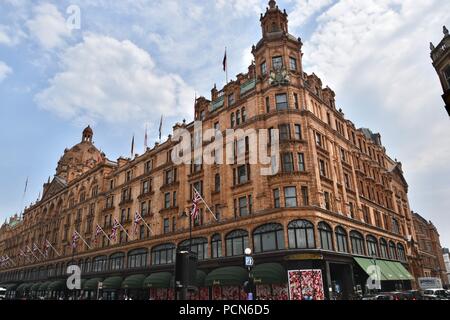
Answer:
110;219;120;241
32;243;39;252
71;231;80;249
26;246;32;254
159;115;163;140
144;124;148;149
94;224;103;243
131;134;135;157
223;48;227;72
133;211;142;235
43;240;50;256
190;190;202;221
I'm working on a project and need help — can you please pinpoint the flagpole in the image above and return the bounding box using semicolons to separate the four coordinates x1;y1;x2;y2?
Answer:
193;187;218;221
224;47;228;84
99;226;111;242
189;210;193;252
47;240;61;257
33;243;46;259
76;231;92;250
118;222;131;240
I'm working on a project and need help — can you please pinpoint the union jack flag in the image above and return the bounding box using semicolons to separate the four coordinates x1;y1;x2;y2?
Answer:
71;231;80;249
190;190;202;221
94;225;103;243
43;240;50;256
33;243;40;252
133;212;142;235
110;219;120;241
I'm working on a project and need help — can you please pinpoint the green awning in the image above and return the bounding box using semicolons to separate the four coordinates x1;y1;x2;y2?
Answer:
2;283;18;291
83;278;103;291
102;276;123;290
143;272;172;289
80;279;87;290
48;280;66;291
390;262;414;280
39;281;52;291
31;282;42;291
377;260;398;281
205;266;248;287
253;263;287;285
17;283;34;292
122;274;146;289
355;257;391;281
169;270;207;288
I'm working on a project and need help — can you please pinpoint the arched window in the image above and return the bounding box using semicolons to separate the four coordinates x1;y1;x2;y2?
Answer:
211;234;222;258
288;220;315;249
379;238;389;259
389;241;397;260
350;231;366;256
225;230;249;257
335;227;348;253
367;235;379;257
179;238;208;260
92;255;107;273
151;243;175;265
128;248;148;269
253;223;285;253
109;252;125;271
318;222;334;251
397;243;406;262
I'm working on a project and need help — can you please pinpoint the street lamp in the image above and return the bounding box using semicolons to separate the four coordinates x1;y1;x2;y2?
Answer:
244;247;254;300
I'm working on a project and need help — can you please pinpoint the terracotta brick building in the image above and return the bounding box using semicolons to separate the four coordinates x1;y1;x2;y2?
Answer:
0;1;419;300
412;212;448;285
430;25;450;116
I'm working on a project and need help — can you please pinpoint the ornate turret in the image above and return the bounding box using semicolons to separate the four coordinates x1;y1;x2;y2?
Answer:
260;0;288;38
82;125;93;143
430;26;450;116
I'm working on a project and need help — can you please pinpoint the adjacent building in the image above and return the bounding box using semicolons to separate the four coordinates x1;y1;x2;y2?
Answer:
430;26;450;116
443;248;450;285
412;212;448;286
0;1;419;300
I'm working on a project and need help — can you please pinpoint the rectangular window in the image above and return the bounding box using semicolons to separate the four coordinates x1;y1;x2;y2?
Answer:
282;153;294;173
344;173;351;189
242;108;247;122
319;159;327;177
126;170;132;182
237;165;249;184
294;93;299;109
228;93;235;106
340;148;346;162
266;97;270;113
324;191;331;210
275;93;288;110
272;56;283;70
238;196;249;216
145;160;152;173
273;189;280;208
279;124;290;141
173;191;177;207
230;113;235;127
284;187;298;208
163;218;170;234
294;124;302;140
297;153;305;172
141;201;148;217
315;132;322;147
142;180;149;194
164;193;171;209
301;186;309;206
289;57;297;71
261;62;267;76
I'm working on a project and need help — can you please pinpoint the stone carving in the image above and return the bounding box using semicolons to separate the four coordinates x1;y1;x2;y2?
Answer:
269;68;290;86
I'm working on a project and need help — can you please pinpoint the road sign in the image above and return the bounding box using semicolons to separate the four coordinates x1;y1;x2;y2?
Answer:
245;256;254;267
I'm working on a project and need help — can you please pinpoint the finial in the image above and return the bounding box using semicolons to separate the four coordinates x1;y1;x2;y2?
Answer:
444;26;449;36
269;0;276;9
430;42;435;51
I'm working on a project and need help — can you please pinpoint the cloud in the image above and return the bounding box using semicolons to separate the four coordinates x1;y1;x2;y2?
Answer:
215;0;263;16
0;60;13;82
26;2;72;50
288;0;335;28
35;34;194;125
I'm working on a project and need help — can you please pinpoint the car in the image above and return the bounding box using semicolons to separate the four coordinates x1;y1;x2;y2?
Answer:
422;289;449;300
362;293;395;300
0;287;6;300
400;290;423;300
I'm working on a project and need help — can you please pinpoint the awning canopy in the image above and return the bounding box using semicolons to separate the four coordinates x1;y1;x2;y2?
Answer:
31;282;43;291
102;276;123;290
83;278;103;291
17;283;34;293
169;270;207;288
122;274;146;289
253;263;287;285
143;272;172;289
39;281;53;291
205;266;248;287
1;283;18;291
354;258;414;281
48;280;66;291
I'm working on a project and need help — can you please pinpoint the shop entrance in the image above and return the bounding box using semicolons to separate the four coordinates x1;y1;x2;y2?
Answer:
329;263;354;300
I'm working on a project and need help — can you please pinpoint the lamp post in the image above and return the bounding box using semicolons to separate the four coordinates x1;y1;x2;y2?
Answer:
371;254;380;292
244;248;254;300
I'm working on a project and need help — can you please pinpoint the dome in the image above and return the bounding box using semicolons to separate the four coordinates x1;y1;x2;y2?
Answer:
55;127;104;182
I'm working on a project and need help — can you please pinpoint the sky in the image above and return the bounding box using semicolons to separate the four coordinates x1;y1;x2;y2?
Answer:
0;0;449;246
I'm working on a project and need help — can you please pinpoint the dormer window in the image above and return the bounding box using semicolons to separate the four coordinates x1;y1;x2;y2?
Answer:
126;170;132;182
228;93;235;106
272;56;283;70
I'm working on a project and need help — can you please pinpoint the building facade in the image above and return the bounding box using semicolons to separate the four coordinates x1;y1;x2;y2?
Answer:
1;1;418;300
430;26;450;116
442;248;450;285
412;212;448;285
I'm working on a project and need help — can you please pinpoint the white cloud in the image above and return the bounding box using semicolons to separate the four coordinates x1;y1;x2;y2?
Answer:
215;0;263;16
0;61;13;82
288;0;335;28
35;34;194;125
26;2;71;50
